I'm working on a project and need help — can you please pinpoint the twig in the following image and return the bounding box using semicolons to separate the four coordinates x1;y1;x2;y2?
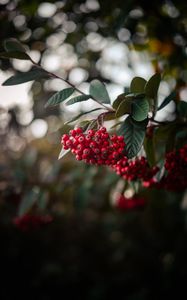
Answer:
30;58;113;111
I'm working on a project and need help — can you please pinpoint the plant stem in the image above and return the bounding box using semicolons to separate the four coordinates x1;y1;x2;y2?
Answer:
30;58;113;111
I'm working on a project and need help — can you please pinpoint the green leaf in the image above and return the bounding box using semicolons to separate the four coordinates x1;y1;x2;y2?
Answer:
131;98;149;121
37;191;49;211
153;124;174;141
112;94;125;110
0;51;31;60
153;123;177;162
65;108;103;124
145;73;161;114
97;111;116;125
18;187;39;216
144;136;156;166
86;119;98;130
130;76;147;93
89;79;110;104
115;98;132;118
145;73;161;99
119;116;148;158
102;111;116;121
2;68;48;86
157;91;176;111
66;94;90;105
4;38;26;53
45;88;75;107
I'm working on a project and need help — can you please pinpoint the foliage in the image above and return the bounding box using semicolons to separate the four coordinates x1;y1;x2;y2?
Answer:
1;38;187;217
0;3;187;297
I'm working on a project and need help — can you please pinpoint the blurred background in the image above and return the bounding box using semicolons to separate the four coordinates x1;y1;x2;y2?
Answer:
0;0;187;299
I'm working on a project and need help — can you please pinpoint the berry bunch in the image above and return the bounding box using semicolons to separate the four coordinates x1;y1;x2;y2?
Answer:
159;145;187;191
61;127;126;165
112;156;159;183
13;214;53;231
115;194;145;211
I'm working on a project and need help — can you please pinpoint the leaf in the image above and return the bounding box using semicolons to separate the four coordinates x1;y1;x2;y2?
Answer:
111;121;123;129
37;191;49;210
177;101;187;118
65;108;103;124
131;98;149;121
4;38;26;53
2;68;48;86
115;98;132;118
66;94;90;105
112;93;126;110
77;120;91;131
18;187;39;216
102;111;116;121
86;119;98;130
130;76;147;93
145;73;161;114
153;124;177;162
58;148;70;160
144;136;156;166
153;124;175;141
97;111;116;125
89;79;110;104
0;51;31;60
145;73;161;99
45;88;75;107
157;91;176;111
119;116;148;158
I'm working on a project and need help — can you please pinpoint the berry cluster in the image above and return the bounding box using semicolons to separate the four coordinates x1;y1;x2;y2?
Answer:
115;194;145;210
13;214;53;231
159;145;187;191
61;127;126;165
112;156;159;183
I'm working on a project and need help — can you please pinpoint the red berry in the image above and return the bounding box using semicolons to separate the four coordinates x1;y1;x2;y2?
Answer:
75;128;83;134
78;135;85;143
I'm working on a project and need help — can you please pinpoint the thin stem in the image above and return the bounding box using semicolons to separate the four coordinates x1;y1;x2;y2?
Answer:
149;118;169;125
30;58;113;111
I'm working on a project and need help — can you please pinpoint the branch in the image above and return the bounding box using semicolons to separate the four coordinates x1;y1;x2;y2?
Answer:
30;58;113;111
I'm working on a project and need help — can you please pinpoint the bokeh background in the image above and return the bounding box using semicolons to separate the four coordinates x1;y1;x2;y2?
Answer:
0;0;187;299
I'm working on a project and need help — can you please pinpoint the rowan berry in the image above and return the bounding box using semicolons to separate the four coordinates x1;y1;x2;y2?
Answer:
61;127;126;166
158;145;187;191
112;156;159;183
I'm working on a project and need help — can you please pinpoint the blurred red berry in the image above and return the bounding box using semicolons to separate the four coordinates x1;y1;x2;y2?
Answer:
13;214;53;231
115;194;146;211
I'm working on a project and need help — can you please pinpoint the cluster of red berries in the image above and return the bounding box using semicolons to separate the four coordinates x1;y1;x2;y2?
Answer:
112;156;159;183
159;145;187;191
61;127;126;165
13;214;53;231
115;194;145;211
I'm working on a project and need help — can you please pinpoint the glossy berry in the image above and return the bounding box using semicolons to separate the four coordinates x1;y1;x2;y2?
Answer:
158;145;187;191
112;156;159;183
61;127;126;166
